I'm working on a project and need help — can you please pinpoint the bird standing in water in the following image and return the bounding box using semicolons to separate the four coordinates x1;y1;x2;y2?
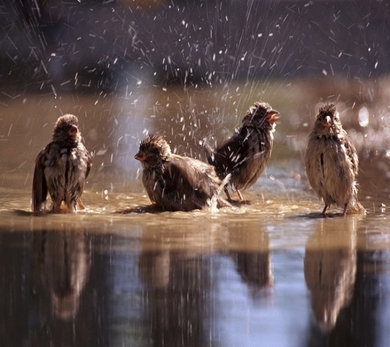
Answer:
305;104;363;216
32;114;92;213
207;101;279;201
134;134;229;211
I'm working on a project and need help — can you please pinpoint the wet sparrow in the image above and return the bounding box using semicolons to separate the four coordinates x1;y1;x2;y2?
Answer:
207;101;279;201
305;104;363;216
32;114;92;213
135;134;228;211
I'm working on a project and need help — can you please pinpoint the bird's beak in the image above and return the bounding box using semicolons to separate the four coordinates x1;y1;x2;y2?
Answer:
69;125;78;137
267;109;280;123
323;115;332;128
134;152;145;161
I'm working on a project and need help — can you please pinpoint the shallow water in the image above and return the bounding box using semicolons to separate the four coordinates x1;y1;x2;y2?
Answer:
1;84;390;346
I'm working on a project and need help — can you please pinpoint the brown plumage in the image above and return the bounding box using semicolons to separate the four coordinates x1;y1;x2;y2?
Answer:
207;101;279;201
134;134;228;211
32;114;92;213
305;104;363;216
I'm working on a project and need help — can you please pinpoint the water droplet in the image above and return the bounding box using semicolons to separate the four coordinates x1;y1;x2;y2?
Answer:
358;107;369;127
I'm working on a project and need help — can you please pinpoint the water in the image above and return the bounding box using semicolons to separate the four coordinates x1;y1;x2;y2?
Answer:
1;82;390;347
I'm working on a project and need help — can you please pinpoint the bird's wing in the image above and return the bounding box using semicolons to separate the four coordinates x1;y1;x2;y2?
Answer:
343;132;359;175
165;157;216;194
32;148;48;212
86;150;92;179
162;156;218;208
213;130;250;173
305;132;322;193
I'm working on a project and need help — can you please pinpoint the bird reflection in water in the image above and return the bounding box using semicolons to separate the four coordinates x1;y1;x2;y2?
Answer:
232;251;273;297
32;222;91;321
139;251;211;346
137;219;274;346
304;217;358;331
229;221;273;298
138;222;225;347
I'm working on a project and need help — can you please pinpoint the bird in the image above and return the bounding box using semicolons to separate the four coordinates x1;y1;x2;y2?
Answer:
32;114;92;213
207;101;279;201
305;103;364;216
134;134;229;211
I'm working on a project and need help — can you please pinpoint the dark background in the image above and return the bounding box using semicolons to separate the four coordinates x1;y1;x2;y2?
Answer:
2;0;389;95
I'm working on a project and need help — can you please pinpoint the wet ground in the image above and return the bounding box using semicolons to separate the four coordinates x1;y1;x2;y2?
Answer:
1;79;390;346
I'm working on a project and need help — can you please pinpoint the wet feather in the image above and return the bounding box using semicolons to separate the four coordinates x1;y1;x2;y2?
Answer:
207;101;279;201
135;134;229;211
305;104;363;216
32;114;92;213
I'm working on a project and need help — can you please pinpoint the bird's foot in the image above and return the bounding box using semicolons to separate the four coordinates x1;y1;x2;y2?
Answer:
236;189;243;201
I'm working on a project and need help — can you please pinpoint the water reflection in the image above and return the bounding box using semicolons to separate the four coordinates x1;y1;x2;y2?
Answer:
229;222;273;298
32;222;91;321
0;221;100;347
140;250;212;347
136;221;220;347
303;218;390;347
304;217;357;331
135;219;274;346
2;212;390;346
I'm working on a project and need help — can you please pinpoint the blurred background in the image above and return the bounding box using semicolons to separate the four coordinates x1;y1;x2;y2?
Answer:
3;0;390;90
1;0;390;196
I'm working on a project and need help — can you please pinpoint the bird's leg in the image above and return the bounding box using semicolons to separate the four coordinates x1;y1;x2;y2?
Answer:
321;204;329;217
224;187;233;201
343;204;348;216
52;201;62;213
236;188;243;201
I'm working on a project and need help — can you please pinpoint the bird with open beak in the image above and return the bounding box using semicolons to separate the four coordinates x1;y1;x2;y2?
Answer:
207;101;279;201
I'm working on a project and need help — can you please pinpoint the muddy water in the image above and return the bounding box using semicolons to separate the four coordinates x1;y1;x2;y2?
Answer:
1;80;390;346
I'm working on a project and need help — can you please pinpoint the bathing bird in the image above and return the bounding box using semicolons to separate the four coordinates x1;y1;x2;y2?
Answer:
207;101;279;201
305;103;364;216
32;114;92;213
135;134;229;211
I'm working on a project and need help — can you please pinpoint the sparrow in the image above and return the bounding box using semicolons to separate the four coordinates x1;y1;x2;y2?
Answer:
134;134;229;211
32;114;92;213
305;104;363;216
207;101;279;201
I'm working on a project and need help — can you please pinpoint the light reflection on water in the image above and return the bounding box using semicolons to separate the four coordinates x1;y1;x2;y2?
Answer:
1;86;390;346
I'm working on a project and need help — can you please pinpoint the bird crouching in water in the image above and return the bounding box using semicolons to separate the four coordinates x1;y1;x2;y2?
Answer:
32;114;92;213
305;104;364;216
134;134;230;211
207;101;279;201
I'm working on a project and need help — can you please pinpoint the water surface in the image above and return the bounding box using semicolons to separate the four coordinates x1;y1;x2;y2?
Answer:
1;84;390;346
